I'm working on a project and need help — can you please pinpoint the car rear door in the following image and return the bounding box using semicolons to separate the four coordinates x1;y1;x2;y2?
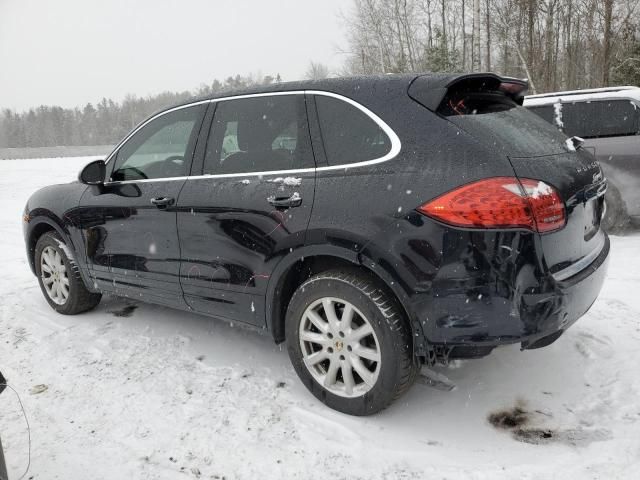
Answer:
176;92;316;326
78;103;208;307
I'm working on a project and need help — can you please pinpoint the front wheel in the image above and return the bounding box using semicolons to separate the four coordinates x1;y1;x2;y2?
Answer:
35;231;102;314
286;269;418;415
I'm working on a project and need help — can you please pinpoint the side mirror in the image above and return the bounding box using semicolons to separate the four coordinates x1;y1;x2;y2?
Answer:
79;160;106;185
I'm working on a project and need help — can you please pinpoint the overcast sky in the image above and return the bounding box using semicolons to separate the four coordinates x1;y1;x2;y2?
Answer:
0;0;348;111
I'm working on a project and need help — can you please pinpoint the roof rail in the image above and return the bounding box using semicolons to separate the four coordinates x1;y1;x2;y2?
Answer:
526;86;639;99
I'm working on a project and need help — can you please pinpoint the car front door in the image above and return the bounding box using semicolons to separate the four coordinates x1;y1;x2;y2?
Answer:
78;103;208;307
176;93;316;326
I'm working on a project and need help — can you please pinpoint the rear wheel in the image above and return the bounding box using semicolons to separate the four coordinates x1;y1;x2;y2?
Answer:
35;231;102;314
286;269;418;415
602;183;629;233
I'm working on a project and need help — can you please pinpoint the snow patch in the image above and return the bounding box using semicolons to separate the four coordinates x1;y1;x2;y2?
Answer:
54;238;75;263
553;102;564;128
268;177;301;186
526;181;553;199
2;156;639;479
565;138;576;152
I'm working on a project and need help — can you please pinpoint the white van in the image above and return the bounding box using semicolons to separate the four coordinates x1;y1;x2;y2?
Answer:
524;86;640;231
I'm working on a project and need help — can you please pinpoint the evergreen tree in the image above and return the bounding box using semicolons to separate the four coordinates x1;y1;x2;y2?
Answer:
0;73;281;148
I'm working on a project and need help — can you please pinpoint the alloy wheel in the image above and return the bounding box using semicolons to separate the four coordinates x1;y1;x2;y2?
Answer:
299;297;381;398
40;246;69;305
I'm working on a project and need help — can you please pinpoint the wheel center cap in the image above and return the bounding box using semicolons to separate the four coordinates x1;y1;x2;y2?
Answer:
334;340;344;351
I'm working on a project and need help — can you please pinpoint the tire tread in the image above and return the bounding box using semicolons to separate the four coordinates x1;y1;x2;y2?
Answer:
35;231;101;315
292;268;418;412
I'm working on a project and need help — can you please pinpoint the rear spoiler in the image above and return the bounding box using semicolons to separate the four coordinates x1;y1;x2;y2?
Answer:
408;73;529;112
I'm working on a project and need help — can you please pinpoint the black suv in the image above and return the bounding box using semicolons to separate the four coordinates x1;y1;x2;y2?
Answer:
24;73;609;415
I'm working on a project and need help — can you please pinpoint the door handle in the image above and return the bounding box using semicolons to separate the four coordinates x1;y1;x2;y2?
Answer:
267;193;302;208
150;197;175;208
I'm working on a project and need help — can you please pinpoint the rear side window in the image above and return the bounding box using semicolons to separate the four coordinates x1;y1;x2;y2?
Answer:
315;95;391;165
203;95;313;175
562;100;640;138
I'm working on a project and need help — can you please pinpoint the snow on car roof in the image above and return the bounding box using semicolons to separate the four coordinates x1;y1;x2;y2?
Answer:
524;86;640;106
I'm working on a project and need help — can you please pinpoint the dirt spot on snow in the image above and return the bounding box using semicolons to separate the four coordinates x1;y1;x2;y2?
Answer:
110;305;138;317
488;400;612;447
513;427;611;447
512;428;554;443
488;400;530;429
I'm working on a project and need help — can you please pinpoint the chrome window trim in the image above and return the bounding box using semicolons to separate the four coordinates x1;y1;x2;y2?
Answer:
103;99;211;167
103;89;401;186
309;90;401;171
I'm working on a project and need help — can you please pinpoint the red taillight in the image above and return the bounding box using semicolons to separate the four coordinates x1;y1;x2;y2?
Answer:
417;177;565;233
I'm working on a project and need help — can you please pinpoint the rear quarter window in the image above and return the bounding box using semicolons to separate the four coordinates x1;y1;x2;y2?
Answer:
315;95;391;165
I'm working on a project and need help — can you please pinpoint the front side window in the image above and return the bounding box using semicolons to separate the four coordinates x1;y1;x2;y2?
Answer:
315;95;391;165
203;95;313;175
110;104;204;182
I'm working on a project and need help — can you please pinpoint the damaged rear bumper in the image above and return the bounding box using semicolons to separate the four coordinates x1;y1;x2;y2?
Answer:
407;230;610;362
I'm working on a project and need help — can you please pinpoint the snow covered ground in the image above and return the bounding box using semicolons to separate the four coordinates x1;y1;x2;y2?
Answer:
1;157;639;479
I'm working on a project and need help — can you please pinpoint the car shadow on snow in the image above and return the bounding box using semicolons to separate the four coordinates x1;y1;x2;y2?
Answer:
91;295;293;371
86;295;614;448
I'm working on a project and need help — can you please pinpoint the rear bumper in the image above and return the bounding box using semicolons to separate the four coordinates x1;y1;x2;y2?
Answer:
519;234;609;349
361;211;610;361
406;229;610;357
432;237;610;358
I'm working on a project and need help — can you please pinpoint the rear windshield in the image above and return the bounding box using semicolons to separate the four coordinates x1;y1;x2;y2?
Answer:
448;105;572;158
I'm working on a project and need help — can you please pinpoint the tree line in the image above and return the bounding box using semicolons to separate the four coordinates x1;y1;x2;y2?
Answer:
341;0;640;92
0;74;281;149
2;0;640;149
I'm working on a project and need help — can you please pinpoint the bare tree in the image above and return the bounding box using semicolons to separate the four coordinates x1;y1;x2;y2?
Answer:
305;61;330;80
340;0;640;92
602;0;615;85
473;0;481;71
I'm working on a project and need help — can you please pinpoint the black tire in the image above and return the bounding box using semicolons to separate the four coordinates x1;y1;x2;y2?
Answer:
285;268;418;415
34;231;102;315
0;436;7;480
602;183;629;233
